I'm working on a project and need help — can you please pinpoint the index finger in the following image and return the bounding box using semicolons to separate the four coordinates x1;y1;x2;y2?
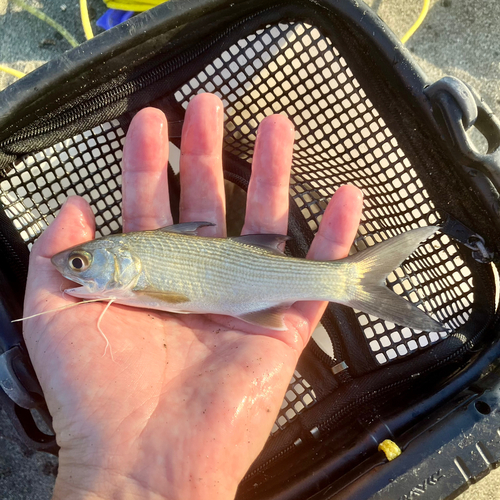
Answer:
122;108;172;232
24;196;95;315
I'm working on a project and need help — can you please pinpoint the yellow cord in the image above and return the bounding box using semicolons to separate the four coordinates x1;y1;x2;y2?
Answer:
401;0;430;44
0;64;26;79
80;0;94;40
1;0;79;80
11;0;79;47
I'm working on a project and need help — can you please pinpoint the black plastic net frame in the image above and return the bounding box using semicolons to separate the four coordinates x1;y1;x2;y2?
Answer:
1;21;476;365
0;0;499;497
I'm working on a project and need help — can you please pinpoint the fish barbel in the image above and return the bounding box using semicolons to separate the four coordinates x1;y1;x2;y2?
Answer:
51;222;443;332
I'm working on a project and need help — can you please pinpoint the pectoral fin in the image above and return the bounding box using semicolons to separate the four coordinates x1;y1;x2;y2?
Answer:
238;305;289;330
134;288;191;304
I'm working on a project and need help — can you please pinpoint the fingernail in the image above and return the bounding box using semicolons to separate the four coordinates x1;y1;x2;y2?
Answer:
182;94;223;155
125;108;168;167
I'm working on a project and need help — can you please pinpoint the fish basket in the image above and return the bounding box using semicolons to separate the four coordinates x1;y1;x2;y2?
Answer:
1;0;500;498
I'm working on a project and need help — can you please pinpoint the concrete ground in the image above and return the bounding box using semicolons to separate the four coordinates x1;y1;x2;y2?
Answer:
0;0;499;498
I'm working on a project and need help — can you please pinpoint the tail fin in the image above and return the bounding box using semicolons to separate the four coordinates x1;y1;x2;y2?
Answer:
345;226;444;332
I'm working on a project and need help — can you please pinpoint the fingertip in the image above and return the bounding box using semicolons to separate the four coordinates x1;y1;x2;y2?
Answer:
323;185;363;238
124;107;169;167
258;114;295;136
132;106;167;123
256;115;295;155
33;196;95;259
333;184;363;204
65;194;93;216
62;195;95;231
189;92;224;108
131;106;167;122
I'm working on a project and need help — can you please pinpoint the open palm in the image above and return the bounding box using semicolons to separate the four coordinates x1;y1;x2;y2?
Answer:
22;94;363;500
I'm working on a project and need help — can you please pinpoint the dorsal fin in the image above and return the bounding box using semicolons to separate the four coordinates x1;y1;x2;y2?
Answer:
231;234;291;254
158;222;215;235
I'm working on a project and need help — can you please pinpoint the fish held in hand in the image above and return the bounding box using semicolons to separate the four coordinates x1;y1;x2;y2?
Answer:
51;222;444;332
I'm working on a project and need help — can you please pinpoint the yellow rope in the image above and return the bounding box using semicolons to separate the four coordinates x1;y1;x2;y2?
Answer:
80;0;94;40
401;0;430;44
0;0;80;79
0;64;26;79
10;0;79;47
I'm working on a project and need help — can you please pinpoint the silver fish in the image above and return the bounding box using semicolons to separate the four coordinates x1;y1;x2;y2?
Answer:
51;222;443;332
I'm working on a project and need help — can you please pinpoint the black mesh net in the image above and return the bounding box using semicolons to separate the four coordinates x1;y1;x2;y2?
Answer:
0;20;478;437
174;21;474;364
0;121;125;246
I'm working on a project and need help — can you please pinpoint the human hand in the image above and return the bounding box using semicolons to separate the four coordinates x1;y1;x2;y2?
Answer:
23;93;363;500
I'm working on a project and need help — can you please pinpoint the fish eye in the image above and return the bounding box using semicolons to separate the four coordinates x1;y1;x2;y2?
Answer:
68;252;92;272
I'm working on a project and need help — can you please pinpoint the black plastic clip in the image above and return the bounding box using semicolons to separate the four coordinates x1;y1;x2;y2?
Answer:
425;76;478;130
441;215;495;264
424;76;500;195
463;235;494;264
0;344;42;409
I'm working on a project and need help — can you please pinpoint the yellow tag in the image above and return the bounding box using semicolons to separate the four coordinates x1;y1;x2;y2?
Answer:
378;439;402;461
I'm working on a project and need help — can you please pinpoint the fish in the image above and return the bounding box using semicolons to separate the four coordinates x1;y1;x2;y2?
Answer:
50;222;444;332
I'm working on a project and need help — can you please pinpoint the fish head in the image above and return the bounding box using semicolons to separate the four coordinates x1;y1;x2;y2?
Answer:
51;238;141;295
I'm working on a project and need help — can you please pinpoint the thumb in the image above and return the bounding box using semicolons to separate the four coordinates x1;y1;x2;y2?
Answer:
24;196;95;313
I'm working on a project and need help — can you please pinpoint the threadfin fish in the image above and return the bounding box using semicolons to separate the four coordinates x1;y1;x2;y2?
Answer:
50;222;444;332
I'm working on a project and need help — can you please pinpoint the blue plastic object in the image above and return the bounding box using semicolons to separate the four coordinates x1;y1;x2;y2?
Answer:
96;9;134;30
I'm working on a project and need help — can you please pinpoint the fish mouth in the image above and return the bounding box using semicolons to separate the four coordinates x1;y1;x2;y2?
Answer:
60;273;87;287
50;250;68;272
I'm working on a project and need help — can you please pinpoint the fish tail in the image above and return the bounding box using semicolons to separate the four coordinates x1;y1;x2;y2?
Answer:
342;226;444;332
